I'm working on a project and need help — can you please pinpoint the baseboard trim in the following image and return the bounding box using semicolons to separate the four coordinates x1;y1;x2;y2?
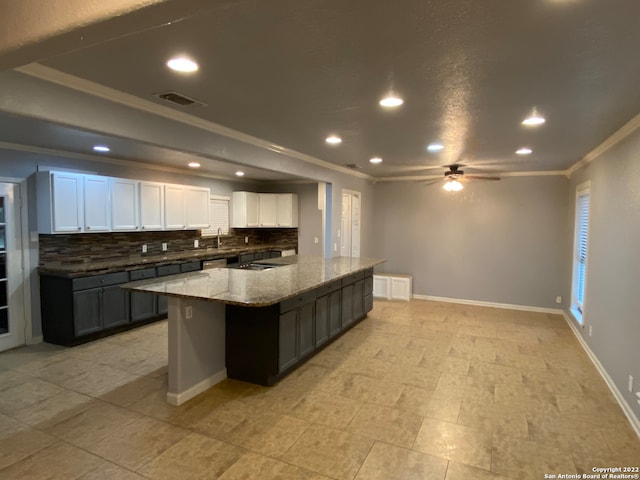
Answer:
411;294;563;315
561;311;640;440
27;335;43;345
166;369;227;406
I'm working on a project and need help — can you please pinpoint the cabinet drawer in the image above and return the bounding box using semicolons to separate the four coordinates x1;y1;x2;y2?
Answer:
280;290;316;313
316;280;342;297
341;271;365;287
180;261;201;273
157;264;180;276
129;267;157;281
72;271;129;291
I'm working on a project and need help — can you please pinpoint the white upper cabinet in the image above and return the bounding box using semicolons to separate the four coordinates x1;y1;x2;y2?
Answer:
110;178;139;231
258;193;278;227
185;186;210;229
231;192;259;228
83;175;110;232
164;184;186;230
37;171;83;233
139;181;165;231
231;191;298;228
276;193;298;227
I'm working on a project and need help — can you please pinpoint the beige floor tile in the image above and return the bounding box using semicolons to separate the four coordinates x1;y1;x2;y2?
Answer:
355;441;447;480
88;416;189;470
282;424;373;480
383;364;440;390
137;432;243;480
372;344;425;366
0;369;35;392
56;363;133;396
445;462;510;480
289;391;362;429
413;417;492;471
11;389;95;429
492;436;577;480
217;451;331;480
79;462;147;480
325;371;405;406
225;411;309;457
337;355;391;378
418;354;470;375
0;414;57;470
346;402;422;448
0;379;64;416
468;360;522;385
186;396;258;439
98;374;166;407
45;401;141;448
458;398;528;438
0;441;104;479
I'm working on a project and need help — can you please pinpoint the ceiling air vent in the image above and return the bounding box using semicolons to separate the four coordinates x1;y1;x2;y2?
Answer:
153;91;207;107
345;163;362;170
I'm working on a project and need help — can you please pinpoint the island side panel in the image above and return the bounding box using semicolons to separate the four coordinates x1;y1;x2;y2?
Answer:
167;297;227;405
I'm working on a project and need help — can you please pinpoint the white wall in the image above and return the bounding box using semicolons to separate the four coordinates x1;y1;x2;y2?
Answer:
372;175;572;309
568;128;640;421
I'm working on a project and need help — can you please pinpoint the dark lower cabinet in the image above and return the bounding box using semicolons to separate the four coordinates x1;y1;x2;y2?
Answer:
102;284;129;329
72;288;102;336
130;291;158;322
226;269;373;386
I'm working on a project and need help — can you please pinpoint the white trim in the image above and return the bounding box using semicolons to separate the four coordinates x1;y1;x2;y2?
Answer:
567;111;640;177
166;368;227;406
15;63;371;181
18;180;34;345
26;335;42;345
561;311;640;440
411;294;564;314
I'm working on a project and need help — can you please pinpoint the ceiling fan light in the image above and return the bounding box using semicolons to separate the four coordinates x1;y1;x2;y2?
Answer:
379;95;404;108
443;179;463;192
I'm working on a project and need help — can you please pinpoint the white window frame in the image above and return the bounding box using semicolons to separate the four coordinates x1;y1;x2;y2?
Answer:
201;194;230;237
570;181;591;324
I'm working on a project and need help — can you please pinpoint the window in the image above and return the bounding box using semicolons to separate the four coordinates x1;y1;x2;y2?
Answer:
571;182;590;322
201;195;230;236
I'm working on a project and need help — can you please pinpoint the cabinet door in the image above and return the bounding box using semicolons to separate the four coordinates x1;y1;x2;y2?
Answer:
83;175;110;232
73;288;102;336
102;284;129;328
52;172;83;233
111;178;139;231
341;283;354;328
276;194;292;227
185;187;210;229
259;194;277;227
130;291;158;322
298;302;315;358
353;279;365;321
278;310;298;372
328;289;342;337
231;192;259;228
139;182;164;230
315;295;330;347
164;184;186;230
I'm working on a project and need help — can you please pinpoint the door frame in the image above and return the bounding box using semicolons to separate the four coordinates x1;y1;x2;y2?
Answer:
341;189;361;258
0;177;33;349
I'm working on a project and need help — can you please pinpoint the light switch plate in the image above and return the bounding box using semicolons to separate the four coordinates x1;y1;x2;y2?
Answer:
162;243;168;251
194;239;199;248
142;244;147;253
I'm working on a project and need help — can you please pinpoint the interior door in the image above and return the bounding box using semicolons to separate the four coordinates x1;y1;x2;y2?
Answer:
0;183;25;352
340;191;361;258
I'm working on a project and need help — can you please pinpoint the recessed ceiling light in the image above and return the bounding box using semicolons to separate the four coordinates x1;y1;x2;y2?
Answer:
325;135;342;145
235;171;245;177
93;145;110;152
167;57;199;73
522;108;546;126
516;147;533;155
427;143;444;152
369;157;383;164
188;162;200;168
379;95;404;108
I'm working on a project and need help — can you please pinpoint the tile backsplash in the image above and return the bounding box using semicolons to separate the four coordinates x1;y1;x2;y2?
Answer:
39;228;298;265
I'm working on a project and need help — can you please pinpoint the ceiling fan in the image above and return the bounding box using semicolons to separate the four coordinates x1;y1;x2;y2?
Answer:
424;164;500;191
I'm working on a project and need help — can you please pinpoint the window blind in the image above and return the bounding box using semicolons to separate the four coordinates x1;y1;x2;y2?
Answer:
574;189;590;312
202;196;229;236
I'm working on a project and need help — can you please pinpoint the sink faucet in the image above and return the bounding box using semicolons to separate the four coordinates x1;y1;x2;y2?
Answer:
217;227;223;248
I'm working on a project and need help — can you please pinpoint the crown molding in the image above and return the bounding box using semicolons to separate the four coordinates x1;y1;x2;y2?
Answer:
567;111;640;177
14;63;372;181
374;170;567;182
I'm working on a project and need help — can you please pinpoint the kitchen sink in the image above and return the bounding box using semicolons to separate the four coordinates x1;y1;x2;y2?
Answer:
228;263;283;271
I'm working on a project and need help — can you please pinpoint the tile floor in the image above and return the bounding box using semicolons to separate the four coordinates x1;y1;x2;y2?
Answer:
0;299;639;479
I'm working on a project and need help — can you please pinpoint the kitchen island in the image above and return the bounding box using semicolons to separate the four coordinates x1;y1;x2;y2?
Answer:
123;255;385;405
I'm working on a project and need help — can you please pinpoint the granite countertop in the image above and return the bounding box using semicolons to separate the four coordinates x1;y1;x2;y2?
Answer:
38;245;292;278
122;255;386;307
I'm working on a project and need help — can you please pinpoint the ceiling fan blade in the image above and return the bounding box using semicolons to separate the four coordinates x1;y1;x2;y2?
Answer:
465;175;501;181
421;178;443;186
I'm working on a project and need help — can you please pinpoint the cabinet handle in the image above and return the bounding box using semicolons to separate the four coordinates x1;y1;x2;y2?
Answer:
86;226;90;230
77;227;81;230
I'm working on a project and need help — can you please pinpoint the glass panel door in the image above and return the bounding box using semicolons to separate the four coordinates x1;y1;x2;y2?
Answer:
0;196;7;335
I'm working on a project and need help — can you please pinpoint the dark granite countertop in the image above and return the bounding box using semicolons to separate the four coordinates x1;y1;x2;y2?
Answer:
122;255;386;307
38;245;294;278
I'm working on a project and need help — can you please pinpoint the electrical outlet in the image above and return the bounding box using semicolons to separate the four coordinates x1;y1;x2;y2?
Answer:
185;305;193;319
314;237;319;244
629;375;634;393
194;239;199;248
588;325;592;337
141;244;147;253
333;243;337;252
245;236;249;244
636;392;640;406
556;296;562;304
162;243;168;251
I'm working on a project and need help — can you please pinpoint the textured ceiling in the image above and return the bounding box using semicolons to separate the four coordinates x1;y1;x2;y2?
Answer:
11;0;640;178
